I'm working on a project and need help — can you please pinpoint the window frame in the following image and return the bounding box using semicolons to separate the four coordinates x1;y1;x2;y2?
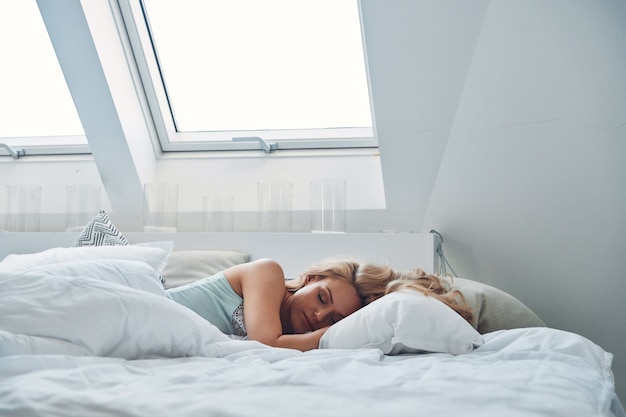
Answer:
0;0;89;156
0;136;90;158
118;0;377;153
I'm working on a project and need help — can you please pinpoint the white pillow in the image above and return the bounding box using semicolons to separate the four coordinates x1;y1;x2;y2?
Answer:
319;290;484;355
24;259;167;297
0;241;173;277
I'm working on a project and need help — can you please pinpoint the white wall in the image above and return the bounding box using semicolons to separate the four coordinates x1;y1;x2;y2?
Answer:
0;232;438;280
421;0;626;402
361;0;489;232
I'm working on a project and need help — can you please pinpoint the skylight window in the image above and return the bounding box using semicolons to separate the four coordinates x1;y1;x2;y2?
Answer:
124;0;375;151
0;1;84;141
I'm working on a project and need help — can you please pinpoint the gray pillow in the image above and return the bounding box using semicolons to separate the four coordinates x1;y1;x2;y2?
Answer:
162;250;250;289
444;277;545;334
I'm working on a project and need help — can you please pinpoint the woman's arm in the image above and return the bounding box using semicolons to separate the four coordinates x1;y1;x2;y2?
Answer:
224;259;327;351
274;327;330;351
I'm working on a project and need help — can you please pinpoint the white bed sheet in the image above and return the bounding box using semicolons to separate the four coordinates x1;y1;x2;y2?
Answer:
0;328;623;417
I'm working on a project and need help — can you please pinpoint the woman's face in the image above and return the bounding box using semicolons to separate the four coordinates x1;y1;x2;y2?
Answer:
288;276;362;334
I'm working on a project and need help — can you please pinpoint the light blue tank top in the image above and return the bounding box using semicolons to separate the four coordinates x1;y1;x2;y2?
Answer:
166;271;246;336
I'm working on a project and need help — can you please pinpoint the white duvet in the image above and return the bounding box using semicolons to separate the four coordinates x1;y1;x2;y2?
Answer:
0;270;623;417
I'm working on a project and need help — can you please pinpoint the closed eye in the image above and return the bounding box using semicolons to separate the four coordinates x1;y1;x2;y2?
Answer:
318;292;327;305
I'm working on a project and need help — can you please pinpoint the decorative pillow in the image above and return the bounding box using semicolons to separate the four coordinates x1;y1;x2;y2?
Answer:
319;290;484;355
25;259;167;297
73;210;128;247
0;241;173;278
161;250;251;289
443;277;545;334
71;210;167;285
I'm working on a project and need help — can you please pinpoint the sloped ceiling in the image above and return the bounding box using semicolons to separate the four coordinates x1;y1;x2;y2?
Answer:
361;0;489;231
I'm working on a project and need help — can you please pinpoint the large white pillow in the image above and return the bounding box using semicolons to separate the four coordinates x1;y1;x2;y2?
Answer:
0;241;173;277
319;290;484;355
24;259;167;297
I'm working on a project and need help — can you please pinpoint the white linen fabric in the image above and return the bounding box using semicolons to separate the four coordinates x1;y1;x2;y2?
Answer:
0;262;622;417
0;241;173;276
0;270;266;359
0;327;621;417
319;290;484;354
24;259;167;297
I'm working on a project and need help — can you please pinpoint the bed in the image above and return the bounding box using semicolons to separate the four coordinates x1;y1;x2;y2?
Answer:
0;213;624;417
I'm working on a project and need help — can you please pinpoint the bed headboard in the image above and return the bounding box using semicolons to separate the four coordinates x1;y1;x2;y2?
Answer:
0;232;438;278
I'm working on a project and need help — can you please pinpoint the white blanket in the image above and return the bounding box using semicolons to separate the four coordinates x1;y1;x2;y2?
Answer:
0;270;623;417
0;271;270;359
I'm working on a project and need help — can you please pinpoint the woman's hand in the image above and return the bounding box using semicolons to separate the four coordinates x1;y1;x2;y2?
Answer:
274;326;331;352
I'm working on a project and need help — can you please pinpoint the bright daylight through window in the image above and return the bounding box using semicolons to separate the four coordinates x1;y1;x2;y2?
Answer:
0;1;84;145
134;0;375;150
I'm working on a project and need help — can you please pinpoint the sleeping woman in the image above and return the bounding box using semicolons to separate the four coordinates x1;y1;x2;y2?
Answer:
166;258;473;351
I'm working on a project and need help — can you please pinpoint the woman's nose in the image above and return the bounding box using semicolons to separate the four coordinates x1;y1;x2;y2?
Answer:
314;309;332;325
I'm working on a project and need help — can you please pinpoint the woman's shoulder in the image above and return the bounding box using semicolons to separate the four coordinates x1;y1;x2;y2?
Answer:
226;258;284;277
224;258;285;295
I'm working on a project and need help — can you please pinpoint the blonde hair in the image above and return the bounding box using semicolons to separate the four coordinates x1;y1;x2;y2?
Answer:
287;258;473;324
285;258;360;293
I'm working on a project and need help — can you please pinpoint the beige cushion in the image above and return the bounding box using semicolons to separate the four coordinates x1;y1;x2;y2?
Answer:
162;250;250;289
443;277;545;334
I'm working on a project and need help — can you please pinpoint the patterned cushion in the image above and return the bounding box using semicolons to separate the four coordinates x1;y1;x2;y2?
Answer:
72;210;167;286
73;210;129;247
